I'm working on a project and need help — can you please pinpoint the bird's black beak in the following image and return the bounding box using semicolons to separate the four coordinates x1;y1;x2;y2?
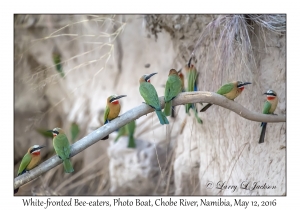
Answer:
110;95;127;102
242;82;251;86
237;82;251;88
38;145;46;150
145;72;157;81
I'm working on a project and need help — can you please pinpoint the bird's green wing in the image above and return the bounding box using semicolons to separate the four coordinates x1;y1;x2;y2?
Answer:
139;82;160;109
17;153;31;175
114;125;127;142
103;106;110;124
262;101;272;114
217;83;234;95
53;134;71;160
63;145;71;159
126;120;136;136
165;75;182;102
187;70;197;92
70;122;80;143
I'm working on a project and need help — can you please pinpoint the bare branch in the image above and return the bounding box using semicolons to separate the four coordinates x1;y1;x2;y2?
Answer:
14;91;285;191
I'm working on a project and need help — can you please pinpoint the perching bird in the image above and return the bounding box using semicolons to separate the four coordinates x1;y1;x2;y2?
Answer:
14;145;45;194
259;90;278;144
114;125;127;142
101;95;127;140
185;58;198;113
48;128;74;173
178;69;185;92
171;69;185;118
139;73;169;125
163;69;182;116
183;58;203;123
114;121;136;148
70;122;80;143
171;69;185;117
200;81;252;112
126;120;136;148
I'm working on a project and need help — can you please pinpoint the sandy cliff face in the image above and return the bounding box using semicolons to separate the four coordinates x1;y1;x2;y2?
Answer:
14;14;285;195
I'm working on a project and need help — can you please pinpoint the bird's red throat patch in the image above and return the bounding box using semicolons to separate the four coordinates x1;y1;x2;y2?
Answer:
238;86;244;91
267;96;276;100
111;100;119;104
32;151;40;156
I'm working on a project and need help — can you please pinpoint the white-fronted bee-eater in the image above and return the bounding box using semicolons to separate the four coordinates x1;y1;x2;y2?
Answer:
48;128;74;173
139;73;169;125
163;69;182;116
259;90;278;144
200;81;251;112
14;145;45;194
101;94;127;140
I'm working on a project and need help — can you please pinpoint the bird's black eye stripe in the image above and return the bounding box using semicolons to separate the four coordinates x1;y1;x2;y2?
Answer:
30;148;38;153
53;130;59;135
269;93;277;96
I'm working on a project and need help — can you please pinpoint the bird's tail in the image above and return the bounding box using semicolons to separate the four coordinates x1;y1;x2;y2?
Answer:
200;103;213;112
259;122;267;144
14;188;19;194
164;101;172;116
156;110;169;125
185;103;192;114
114;134;121;142
101;120;109;140
171;106;176;118
127;135;136;148
101;135;109;140
63;159;74;173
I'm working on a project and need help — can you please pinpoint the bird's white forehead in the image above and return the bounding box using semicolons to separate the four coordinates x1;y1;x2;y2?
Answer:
267;90;274;94
53;127;61;131
33;145;40;148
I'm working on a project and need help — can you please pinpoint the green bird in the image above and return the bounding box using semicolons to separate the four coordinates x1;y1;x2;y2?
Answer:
185;58;198;113
48;128;74;173
164;69;182;116
139;73;169;125
259;90;278;144
171;69;185;118
101;94;127;140
200;81;252;112
52;52;64;77
183;58;203;123
114;125;127;142
14;145;45;194
126;120;136;148
70;122;80;143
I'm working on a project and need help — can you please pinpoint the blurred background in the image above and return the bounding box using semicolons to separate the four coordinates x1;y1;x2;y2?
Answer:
14;14;286;195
